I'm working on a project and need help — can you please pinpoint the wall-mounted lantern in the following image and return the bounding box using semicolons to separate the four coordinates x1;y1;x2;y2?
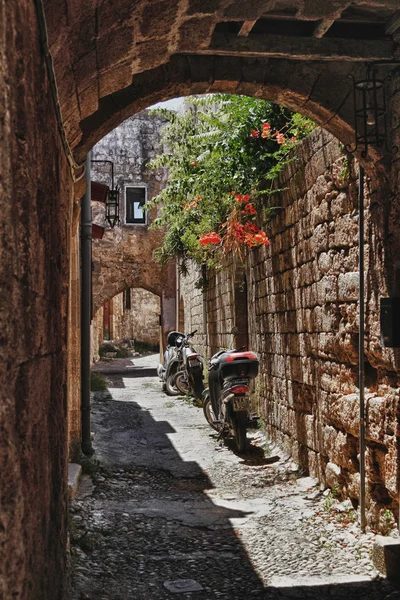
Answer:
91;159;120;228
105;187;120;228
349;72;387;157
347;62;400;158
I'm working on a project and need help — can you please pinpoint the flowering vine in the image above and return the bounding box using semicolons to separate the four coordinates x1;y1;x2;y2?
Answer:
147;94;314;269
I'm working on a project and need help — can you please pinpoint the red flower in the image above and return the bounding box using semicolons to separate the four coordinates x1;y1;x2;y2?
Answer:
243;203;257;215
276;133;285;145
291;136;297;143
184;200;198;211
232;221;246;240
235;193;251;204
199;232;221;246
245;223;258;234
250;130;260;138
253;231;270;246
231;191;236;195
262;122;271;130
261;130;270;139
190;160;197;166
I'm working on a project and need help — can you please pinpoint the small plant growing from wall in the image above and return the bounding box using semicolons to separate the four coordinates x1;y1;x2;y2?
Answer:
90;372;108;392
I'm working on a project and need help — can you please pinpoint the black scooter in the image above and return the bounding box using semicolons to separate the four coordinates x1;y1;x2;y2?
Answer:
203;348;259;452
157;331;185;395
172;331;204;399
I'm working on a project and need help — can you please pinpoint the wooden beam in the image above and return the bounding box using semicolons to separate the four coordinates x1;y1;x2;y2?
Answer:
202;32;394;62
313;19;335;38
238;20;257;37
386;10;400;35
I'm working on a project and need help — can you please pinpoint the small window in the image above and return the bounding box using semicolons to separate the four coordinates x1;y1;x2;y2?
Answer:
126;187;146;224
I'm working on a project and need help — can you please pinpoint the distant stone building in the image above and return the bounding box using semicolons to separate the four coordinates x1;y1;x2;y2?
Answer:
90;110;175;359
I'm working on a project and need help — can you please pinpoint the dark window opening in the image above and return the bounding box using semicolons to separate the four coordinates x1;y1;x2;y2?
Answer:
214;21;243;34
325;20;388;39
124;288;131;310
126;187;146;224
251;17;316;37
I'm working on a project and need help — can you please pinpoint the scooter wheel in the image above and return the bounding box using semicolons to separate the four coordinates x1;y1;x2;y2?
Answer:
232;411;247;453
203;394;220;431
165;374;180;396
174;370;190;396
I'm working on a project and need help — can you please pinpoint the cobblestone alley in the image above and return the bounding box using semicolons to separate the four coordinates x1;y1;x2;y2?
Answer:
69;355;400;600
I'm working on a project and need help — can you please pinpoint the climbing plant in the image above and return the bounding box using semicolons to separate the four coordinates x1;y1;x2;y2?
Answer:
147;94;314;269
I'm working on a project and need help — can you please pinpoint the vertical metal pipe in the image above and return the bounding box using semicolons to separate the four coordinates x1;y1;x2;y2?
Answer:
359;163;366;531
176;260;180;331
81;153;94;456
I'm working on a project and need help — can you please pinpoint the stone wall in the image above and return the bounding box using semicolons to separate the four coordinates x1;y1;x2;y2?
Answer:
179;128;400;530
0;0;71;596
68;230;82;452
129;288;160;345
91;111;176;345
91;288;161;360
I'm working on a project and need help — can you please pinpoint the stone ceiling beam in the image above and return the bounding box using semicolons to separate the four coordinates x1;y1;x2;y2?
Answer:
385;10;400;35
203;32;394;62
237;20;257;37
313;19;336;38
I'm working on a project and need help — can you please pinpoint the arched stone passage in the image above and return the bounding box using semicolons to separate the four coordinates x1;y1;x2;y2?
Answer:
92;258;164;315
2;1;400;595
43;1;400;173
73;57;382;172
92;286;161;359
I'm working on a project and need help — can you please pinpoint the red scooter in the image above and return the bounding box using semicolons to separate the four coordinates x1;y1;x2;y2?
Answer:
203;348;259;452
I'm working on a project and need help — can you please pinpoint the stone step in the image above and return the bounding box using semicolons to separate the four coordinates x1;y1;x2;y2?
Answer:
372;535;400;582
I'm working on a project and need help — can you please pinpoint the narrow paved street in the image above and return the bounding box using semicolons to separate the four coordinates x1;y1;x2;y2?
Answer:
69;356;399;600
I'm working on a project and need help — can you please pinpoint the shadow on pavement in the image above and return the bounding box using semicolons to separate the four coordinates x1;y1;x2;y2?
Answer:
73;370;399;600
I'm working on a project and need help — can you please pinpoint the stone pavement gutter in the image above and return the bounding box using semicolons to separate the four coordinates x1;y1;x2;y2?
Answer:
69;355;400;600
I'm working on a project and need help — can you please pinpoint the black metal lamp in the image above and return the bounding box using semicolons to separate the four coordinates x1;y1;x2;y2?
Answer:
91;159;120;228
347;64;400;158
106;187;120;228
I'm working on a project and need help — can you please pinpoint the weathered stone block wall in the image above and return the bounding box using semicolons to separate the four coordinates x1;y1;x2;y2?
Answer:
91;306;104;363
0;0;71;595
91;111;176;347
91;288;160;360
179;262;238;359
68;230;82;451
129;288;160;345
179;128;400;529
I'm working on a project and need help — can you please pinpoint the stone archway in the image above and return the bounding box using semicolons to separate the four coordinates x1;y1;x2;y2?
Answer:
43;1;400;173
92;232;176;350
92;285;161;359
2;1;400;596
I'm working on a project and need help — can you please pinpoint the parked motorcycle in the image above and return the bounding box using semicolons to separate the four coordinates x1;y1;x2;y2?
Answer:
157;331;185;396
202;348;259;452
172;331;204;399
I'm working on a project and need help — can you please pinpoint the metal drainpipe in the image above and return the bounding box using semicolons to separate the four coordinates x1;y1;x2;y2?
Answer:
359;164;366;532
176;259;180;331
81;152;94;456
